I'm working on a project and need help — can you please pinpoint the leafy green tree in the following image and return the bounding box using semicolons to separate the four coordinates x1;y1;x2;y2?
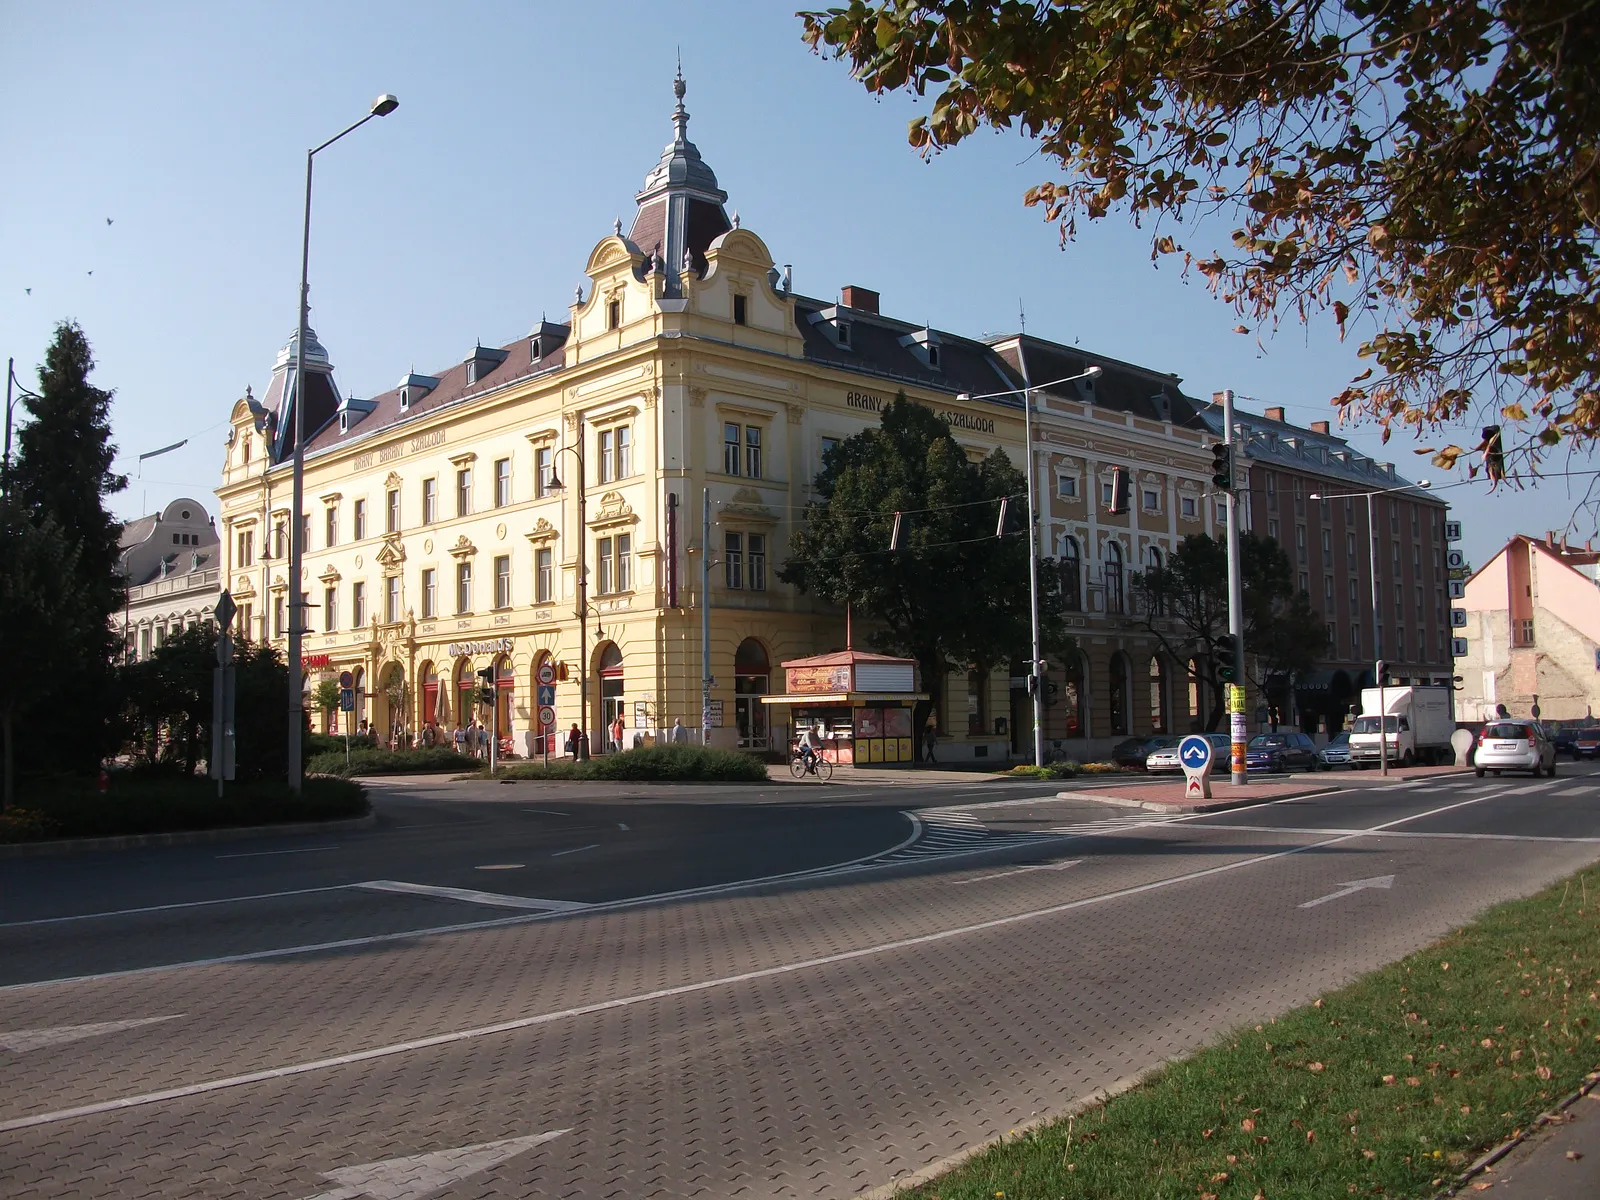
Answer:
802;3;1600;471
11;322;128;774
0;502;85;808
1130;533;1329;730
313;680;342;731
780;393;1067;731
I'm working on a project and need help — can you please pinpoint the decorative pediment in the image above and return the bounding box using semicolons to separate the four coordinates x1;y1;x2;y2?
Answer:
448;534;477;559
524;518;560;546
233;575;256;599
588;490;636;530
319;491;342;504
384;471;403;489
720;486;777;526
449;451;477;466
375;538;406;574
524;428;559;446
269;577;288;594
318;564;341;583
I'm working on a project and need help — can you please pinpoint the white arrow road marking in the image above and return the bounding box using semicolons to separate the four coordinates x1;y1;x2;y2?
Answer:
298;1130;569;1200
354;881;588;912
0;1015;183;1053
954;860;1083;885
1299;874;1396;909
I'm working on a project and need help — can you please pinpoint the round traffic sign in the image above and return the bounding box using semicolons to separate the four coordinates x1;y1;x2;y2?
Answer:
537;705;556;729
536;661;556;686
339;670;354;689
1178;734;1213;771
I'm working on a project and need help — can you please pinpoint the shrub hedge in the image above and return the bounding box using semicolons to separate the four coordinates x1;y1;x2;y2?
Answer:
307;746;476;778
495;745;768;783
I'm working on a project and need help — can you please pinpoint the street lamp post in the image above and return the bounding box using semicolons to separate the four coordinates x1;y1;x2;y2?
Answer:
1308;479;1431;777
286;94;398;795
2;357;40;498
958;361;1104;766
545;439;591;760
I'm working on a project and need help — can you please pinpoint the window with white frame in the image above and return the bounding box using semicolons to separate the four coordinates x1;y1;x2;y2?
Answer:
385;576;400;624
422;478;437;525
536;446;554;496
351;581;365;628
494;459;511;508
353;499;367;541
1060;536;1081;611
745;426;762;478
386;489;400;534
325;506;338;548
237;529;253;566
274;596;285;637
617;426;632;478
456;468;472;517
1180;495;1196;518
536;548;552;604
1324;576;1334;606
1267;518;1280;541
324;586;337;632
1351;623;1361;656
1058;473;1078;499
421;569;436;619
456;562;472;613
724;531;743;589
1104;541;1125;614
1142;487;1161;512
598;429;617;483
597;534;632;594
493;554;511;609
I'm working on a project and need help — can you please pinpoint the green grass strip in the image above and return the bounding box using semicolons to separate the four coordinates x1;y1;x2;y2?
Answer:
902;865;1600;1200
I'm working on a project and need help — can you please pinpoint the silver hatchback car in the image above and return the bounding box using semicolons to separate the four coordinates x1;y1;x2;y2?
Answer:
1474;720;1557;778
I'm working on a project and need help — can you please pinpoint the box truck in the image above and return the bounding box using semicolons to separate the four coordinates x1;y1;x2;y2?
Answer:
1348;685;1456;767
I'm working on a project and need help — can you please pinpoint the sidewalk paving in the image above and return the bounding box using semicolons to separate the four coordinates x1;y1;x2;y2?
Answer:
1461;1077;1600;1196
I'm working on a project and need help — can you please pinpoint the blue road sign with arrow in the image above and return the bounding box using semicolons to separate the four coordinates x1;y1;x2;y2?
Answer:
1178;735;1213;771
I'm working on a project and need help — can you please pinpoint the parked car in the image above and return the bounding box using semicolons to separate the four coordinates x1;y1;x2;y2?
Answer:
1145;732;1231;773
1245;732;1320;773
1473;721;1557;777
1316;731;1352;769
1552;725;1580;757
1567;728;1600;760
1112;734;1181;769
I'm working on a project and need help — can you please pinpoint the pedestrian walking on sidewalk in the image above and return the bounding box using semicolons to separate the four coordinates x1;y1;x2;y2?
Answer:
923;720;938;764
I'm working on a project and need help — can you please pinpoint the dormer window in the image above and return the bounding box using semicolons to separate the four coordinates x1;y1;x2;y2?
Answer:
837;320;852;348
926;343;940;369
399;388;409;411
733;294;748;326
607;298;621;330
531;335;542;361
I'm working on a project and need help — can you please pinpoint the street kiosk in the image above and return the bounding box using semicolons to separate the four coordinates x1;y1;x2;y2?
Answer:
760;650;926;766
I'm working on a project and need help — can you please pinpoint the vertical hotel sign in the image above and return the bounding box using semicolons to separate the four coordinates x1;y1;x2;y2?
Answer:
665;491;679;608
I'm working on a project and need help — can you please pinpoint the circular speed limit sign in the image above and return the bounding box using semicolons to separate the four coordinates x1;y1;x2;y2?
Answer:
537;705;556;728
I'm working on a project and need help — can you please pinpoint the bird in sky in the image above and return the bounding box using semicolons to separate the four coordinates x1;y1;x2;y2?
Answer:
24;287;31;295
106;217;114;226
87;270;93;276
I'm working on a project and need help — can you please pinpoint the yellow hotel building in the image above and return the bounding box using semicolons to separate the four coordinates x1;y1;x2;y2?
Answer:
217;74;1228;763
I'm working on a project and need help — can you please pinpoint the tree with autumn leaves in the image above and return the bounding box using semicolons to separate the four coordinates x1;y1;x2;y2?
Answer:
801;1;1600;481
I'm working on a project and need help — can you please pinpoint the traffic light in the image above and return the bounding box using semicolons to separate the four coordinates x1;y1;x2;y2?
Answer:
477;666;495;707
479;688;495;705
1210;441;1233;490
1481;425;1505;483
1375;659;1388;685
1107;465;1130;515
1216;634;1238;683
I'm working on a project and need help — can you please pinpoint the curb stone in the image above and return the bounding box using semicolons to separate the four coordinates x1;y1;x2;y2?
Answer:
0;811;376;859
1057;785;1339;813
1436;1066;1600;1198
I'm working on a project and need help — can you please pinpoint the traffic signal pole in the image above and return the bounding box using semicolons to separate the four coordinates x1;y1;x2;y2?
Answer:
1222;389;1248;785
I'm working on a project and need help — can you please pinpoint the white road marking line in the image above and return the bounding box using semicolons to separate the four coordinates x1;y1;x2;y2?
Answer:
353;881;589;912
0;816;928;993
0;784;1534;1128
522;809;570;816
1189;823;1600;844
297;1130;570;1200
954;860;1082;885
0;885;352;930
550;843;599;857
0;1015;183;1053
1299;874;1396;908
617;822;629;830
1553;786;1596;796
474;864;525;871
214;845;339;859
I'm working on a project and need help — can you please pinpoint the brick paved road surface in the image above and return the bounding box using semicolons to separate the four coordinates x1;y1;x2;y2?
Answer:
2;768;1598;1197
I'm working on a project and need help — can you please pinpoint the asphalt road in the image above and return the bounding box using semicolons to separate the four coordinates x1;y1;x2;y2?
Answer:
2;765;1598;1198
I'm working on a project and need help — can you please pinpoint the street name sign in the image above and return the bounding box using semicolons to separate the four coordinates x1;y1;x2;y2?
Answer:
1178;734;1214;800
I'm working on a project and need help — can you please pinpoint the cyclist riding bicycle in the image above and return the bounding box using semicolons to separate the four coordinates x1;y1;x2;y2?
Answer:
797;722;824;773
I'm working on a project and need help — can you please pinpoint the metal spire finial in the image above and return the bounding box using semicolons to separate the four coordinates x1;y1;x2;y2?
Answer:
671;58;689;143
613;216;623;236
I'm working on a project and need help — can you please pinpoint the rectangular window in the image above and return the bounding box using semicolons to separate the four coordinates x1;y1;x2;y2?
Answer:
616;426;632;478
237;530;253;567
733;293;747;326
302;514;311;552
1326;621;1337;648
1411;506;1420;536
351;581;365;628
1344;498;1353;524
1180;495;1196;518
423;478;437;524
725;532;743;589
386;489;400;534
493;555;511;609
1321;528;1332;554
820;436;840;464
1413;546;1421;575
456;468;471;517
1396;625;1406;658
1299;571;1309;594
745;426;762;479
598;537;613;595
1267;518;1280;541
494;458;511;508
354;499;367;541
536;446;554;497
616;533;632;592
324;586;337;633
1346;532;1356;557
1390;505;1400;533
421;568;436;619
324;506;338;548
1296;524;1307;563
749;533;766;591
274;595;285;637
1264;471;1276;504
1293;478;1304;515
456;562;472;613
1351;624;1361;656
1142;488;1160;512
724;423;741;476
607;297;621;329
385;576;400;624
536;548;552;604
1350;578;1358;603
598;429;615;484
1059;475;1078;499
1324;576;1334;605
1103;480;1115;506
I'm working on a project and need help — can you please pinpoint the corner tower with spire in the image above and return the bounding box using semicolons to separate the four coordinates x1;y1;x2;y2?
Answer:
628;66;731;296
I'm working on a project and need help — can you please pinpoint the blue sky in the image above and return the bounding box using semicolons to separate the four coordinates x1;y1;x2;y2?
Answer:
2;0;1591;570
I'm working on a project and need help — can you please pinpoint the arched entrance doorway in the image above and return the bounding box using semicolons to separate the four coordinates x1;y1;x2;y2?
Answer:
1062;652;1087;739
419;662;441;743
352;667;368;735
596;643;625;750
492;652;513;748
734;638;771;749
1148;656;1168;734
452;657;473;738
1108;651;1131;735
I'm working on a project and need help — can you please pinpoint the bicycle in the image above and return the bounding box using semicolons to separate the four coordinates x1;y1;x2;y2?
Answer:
789;750;833;781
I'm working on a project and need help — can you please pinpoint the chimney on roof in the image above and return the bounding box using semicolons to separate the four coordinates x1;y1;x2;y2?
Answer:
1265;406;1286;422
1310;420;1330;434
840;285;879;314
